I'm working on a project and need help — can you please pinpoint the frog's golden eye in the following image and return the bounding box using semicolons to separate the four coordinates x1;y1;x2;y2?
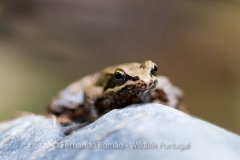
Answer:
151;63;158;76
114;69;127;85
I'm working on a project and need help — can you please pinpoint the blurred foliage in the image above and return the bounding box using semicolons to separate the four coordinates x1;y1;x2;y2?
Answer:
0;0;240;134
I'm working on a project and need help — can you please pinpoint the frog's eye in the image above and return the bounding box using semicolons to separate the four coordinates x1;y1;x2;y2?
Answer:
151;63;158;76
114;69;128;85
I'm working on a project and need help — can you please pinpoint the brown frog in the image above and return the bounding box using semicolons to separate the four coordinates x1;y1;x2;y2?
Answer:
48;60;188;123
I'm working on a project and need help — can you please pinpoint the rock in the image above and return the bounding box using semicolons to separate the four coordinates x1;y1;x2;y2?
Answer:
0;104;240;160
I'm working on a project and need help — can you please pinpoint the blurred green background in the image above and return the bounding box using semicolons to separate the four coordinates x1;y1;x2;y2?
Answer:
1;0;240;134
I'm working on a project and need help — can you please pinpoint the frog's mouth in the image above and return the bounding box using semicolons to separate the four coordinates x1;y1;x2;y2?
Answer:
143;79;157;93
118;80;157;94
148;79;158;89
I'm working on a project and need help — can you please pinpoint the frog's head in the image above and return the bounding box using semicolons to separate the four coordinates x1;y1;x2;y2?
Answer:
104;60;158;95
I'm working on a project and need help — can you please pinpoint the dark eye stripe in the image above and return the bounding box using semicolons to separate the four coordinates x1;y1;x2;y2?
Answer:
103;74;117;91
104;74;140;91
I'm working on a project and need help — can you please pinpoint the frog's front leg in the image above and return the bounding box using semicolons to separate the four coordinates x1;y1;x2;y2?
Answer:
145;76;188;113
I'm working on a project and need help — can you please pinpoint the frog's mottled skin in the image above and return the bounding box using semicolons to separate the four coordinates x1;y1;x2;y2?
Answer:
48;60;188;123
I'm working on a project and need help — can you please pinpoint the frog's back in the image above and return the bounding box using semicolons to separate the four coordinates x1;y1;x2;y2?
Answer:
101;62;141;74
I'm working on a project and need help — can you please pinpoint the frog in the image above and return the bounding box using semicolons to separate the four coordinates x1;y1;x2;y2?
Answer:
47;60;188;124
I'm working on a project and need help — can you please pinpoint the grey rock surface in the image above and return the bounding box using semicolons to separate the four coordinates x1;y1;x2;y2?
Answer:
0;104;240;160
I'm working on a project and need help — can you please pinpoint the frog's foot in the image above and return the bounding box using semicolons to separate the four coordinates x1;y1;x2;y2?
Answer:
176;103;189;114
146;88;189;114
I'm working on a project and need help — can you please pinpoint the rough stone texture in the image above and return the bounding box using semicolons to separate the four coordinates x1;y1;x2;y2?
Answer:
0;104;240;160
